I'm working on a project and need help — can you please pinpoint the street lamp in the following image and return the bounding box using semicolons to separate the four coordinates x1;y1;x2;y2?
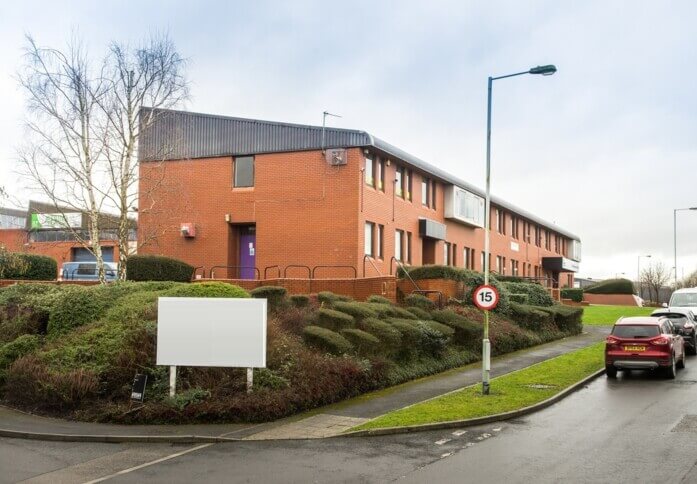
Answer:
673;207;697;286
482;64;557;395
637;254;651;298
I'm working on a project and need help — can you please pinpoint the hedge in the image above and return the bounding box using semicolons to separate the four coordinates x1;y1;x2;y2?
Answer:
332;301;377;321
302;326;353;355
317;308;355;331
509;293;529;304
415;319;455;338
366;295;392;305
250;286;287;311
405;306;432;320
501;282;554;307
360;302;417;320
0;334;41;381
537;305;584;334
561;288;584;303
164;282;249;299
508;302;554;331
584;278;635;295
357;318;402;352
430;309;481;345
126;255;194;282
404;293;436;310
0;253;57;280
340;328;381;355
317;291;352;305
289;294;310;308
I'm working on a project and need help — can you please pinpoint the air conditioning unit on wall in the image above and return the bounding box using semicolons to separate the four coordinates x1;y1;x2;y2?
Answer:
325;148;347;166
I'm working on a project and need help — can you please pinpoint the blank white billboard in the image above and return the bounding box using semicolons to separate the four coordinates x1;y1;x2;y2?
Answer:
156;297;267;367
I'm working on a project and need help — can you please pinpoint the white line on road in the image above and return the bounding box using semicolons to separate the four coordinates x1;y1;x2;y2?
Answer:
82;443;213;484
452;430;467;436
434;438;451;445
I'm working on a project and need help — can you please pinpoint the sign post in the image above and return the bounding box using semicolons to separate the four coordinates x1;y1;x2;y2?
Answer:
473;284;500;394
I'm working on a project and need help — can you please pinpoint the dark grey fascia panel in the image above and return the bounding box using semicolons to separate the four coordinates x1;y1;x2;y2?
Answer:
419;218;447;241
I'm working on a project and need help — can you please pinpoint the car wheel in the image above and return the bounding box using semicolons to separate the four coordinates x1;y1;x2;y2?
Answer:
677;353;685;369
691;338;697;355
606;365;617;378
666;355;677;379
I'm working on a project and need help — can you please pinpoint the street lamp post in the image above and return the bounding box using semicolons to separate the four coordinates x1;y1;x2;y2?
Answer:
637;254;651;299
673;207;697;286
482;64;556;395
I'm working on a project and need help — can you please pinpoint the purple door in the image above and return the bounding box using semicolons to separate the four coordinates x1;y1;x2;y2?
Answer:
239;229;256;279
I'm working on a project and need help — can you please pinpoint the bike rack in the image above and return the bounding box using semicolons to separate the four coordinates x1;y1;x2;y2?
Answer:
311;265;357;279
192;266;206;280
264;265;281;279
209;266;260;280
283;265;311;278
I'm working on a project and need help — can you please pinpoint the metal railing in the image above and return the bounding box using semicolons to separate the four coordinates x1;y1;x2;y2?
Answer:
362;255;382;277
263;265;281;279
391;256;420;291
209;265;260;280
311;265;357;279
192;266;206;280
283;265;311;278
411;289;444;308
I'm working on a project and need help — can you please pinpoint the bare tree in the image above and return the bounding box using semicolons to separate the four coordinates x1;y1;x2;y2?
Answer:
641;261;671;303
17;34;188;282
678;269;697;289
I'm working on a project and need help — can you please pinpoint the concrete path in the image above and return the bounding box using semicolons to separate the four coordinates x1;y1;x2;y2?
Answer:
0;327;609;442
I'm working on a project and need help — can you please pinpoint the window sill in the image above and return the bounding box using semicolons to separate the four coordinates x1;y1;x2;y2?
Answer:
232;186;255;192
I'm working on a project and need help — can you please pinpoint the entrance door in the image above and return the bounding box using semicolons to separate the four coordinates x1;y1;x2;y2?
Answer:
239;226;256;279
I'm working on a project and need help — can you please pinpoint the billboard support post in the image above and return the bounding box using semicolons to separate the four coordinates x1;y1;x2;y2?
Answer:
247;368;253;394
169;365;177;397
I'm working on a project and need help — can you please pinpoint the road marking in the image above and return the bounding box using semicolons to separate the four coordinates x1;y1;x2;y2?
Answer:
440;452;453;458
492;427;502;432
82;443;212;483
434;438;451;445
452;430;467;436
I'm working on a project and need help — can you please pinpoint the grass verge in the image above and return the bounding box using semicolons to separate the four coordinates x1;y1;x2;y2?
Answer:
582;305;654;326
351;342;604;430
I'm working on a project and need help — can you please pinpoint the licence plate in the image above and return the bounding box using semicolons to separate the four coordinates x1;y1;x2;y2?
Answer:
624;345;646;352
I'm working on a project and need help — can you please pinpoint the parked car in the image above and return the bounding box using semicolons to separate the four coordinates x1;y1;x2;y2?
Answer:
60;261;118;281
651;309;697;355
663;287;697;314
605;316;686;379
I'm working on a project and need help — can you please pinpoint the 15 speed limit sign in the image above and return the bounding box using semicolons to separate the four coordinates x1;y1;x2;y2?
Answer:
473;284;499;311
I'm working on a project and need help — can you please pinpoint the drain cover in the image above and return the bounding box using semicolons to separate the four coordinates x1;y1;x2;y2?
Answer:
672;415;697;433
527;384;556;389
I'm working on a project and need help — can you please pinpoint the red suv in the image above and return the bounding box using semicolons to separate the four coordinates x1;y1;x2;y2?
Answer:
605;316;686;378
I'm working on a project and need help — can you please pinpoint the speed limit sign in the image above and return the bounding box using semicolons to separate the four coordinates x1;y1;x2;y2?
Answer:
473;284;499;311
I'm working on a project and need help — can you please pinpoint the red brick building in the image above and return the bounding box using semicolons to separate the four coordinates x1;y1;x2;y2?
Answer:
138;108;581;287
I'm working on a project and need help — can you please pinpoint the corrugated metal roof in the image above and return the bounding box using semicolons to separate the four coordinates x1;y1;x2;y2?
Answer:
139;108;579;241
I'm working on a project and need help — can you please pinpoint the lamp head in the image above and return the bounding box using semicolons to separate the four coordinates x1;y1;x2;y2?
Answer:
529;65;557;76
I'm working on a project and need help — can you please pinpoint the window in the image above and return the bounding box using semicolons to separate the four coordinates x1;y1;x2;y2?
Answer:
526;222;532;243
405;170;413;201
445;186;485;227
511;260;519;276
481;251;486;271
511;216;519;239
452;244;457;267
364;155;374;187
377;224;384;259
377;157;385;191
364;222;375;256
233;156;254;187
444;242;451;266
545;231;551;250
395;229;404;261
406;231;412;263
431;180;437;209
496;209;506;234
535;226;541;247
395;166;404;198
422;177;430;205
464;247;473;269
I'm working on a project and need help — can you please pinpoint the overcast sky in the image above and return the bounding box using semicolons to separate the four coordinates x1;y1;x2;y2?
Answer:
1;1;696;280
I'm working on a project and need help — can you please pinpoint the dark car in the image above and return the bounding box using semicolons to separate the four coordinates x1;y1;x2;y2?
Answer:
651;309;697;355
605;316;686;378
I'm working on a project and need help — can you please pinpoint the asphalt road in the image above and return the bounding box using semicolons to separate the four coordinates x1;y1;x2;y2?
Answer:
3;358;697;484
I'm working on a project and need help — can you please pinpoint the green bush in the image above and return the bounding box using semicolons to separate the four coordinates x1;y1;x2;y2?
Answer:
317;308;355;331
366;295;392;305
164;282;249;298
332;301;377;321
404;293;436;310
289;294;310;308
508;302;554;331
253;368;290;390
250;286;287;311
584;278;635;295
340;328;381;355
357;318;402;353
561;288;584;302
405;306;431;320
537;305;584;334
103;290;163;324
398;265;464;281
0;334;41;381
126;255;194;282
317;291;352;305
501;282;554;307
362;302;417;320
46;286;113;337
302;326;353;355
430;309;481;345
416;319;455;338
0;253;57;280
415;322;448;356
509;293;529;304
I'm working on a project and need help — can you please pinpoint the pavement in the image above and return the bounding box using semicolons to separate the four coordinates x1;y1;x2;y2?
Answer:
0;326;609;442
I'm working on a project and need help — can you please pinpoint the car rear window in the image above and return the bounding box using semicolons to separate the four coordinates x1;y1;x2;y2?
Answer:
611;325;660;338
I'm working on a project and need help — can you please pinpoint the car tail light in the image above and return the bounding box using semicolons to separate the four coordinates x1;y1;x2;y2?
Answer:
606;336;619;345
650;337;670;346
684;323;694;330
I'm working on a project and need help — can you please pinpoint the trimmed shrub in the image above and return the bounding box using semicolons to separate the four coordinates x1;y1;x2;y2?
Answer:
404;293;436;310
508;302;554;331
584;278;635;295
431;309;481;345
289;294;310;308
357;318;402;353
362;303;417;320
417;320;455;338
398;265;464;281
537;305;584;334
332;301;377;321
416;322;449;356
561;288;584;303
317;308;355;331
250;286;288;311
317;291;352;305
164;282;249;298
0;253;57;280
405;306;431;320
46;286;113;337
0;334;41;381
126;255;194;282
501;282;554;307
340;328;381;355
302;326;353;355
509;293;529;304
366;295;392;305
